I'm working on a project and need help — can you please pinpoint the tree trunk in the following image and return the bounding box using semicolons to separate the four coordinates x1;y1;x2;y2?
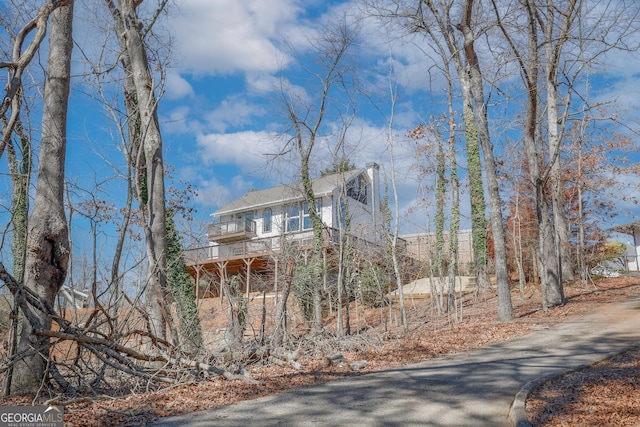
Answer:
222;276;245;351
7;120;30;284
300;159;324;333
384;63;408;332
336;232;346;336
459;0;513;321
108;158;134;328
272;259;294;348
167;211;203;351
108;0;170;340
4;122;30;396
11;0;73;394
417;0;491;295
388;130;408;332
435;134;446;279
447;111;460;314
520;0;563;308
512;196;527;299
543;0;579;283
463;103;490;293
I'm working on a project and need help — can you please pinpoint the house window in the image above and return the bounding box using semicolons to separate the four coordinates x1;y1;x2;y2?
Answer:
347;174;369;204
303;200;322;230
237;212;253;221
263;208;272;233
285;204;300;232
338;197;348;229
285;200;321;233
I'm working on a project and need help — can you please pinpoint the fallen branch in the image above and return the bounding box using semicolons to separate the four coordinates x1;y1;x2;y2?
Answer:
270;348;304;370
159;351;260;384
35;329;165;363
349;360;368;371
321;354;344;368
83;343;174;385
1;260;259;392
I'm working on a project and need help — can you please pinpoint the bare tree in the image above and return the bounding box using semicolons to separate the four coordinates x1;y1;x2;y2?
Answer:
491;0;640;307
272;255;295;348
454;0;514;320
385;73;408;332
106;0;171;341
278;16;357;334
443;83;462;316
538;0;640;285
371;0;513;320
6;119;31;285
322;158;358;336
543;0;579;283
10;0;74;394
1;1;55;289
0;1;62;156
493;0;562;309
401;0;492;294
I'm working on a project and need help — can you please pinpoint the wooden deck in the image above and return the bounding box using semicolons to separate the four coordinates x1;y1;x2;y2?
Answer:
184;228;417;300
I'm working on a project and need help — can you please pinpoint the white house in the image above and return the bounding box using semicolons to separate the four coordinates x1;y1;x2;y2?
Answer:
208;162;383;256
184;163;400;298
57;286;90;311
612;221;640;272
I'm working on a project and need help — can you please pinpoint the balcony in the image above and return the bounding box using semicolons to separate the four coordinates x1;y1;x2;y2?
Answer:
185;227;409;268
208;218;256;243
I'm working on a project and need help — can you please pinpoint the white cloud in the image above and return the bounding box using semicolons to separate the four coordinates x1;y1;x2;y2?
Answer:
171;0;302;75
194;176;236;211
593;75;640;125
337;118;417;171
245;72;282;95
161;105;202;135
165;71;195;100
196;130;286;170
204;96;267;132
357;9;451;96
193;170;269;212
605;172;640;224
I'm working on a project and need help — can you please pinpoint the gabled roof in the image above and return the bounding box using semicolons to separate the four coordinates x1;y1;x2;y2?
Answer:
213;168;364;217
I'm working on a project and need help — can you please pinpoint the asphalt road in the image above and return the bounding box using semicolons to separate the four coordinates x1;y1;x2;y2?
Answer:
153;296;640;427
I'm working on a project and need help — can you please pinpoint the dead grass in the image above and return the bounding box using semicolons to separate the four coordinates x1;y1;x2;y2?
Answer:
526;337;640;426
2;275;640;426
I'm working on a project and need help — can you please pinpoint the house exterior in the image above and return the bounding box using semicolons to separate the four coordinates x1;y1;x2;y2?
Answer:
612;221;640;272
184;163;402;298
57;286;90;311
210;162;383;255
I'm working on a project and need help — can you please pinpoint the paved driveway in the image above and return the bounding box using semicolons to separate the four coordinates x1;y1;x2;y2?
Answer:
153;297;640;426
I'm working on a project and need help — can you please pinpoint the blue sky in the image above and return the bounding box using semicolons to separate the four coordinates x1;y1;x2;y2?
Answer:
151;0;640;235
154;0;440;232
4;0;640;252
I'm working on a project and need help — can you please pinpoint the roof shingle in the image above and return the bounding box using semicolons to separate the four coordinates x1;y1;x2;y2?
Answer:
213;168;364;217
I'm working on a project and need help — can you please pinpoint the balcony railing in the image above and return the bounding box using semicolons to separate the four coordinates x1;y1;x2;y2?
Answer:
207;218;256;242
184;227;408;267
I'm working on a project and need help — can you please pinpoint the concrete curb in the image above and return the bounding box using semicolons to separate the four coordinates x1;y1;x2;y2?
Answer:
508;369;569;427
508;344;639;427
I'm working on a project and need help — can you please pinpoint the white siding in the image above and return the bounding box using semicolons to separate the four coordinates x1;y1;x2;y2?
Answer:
629;230;640;271
210;164;383;247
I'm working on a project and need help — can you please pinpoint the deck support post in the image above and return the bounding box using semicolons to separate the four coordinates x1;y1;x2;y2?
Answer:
244;258;255;299
195;265;201;307
216;261;228;306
